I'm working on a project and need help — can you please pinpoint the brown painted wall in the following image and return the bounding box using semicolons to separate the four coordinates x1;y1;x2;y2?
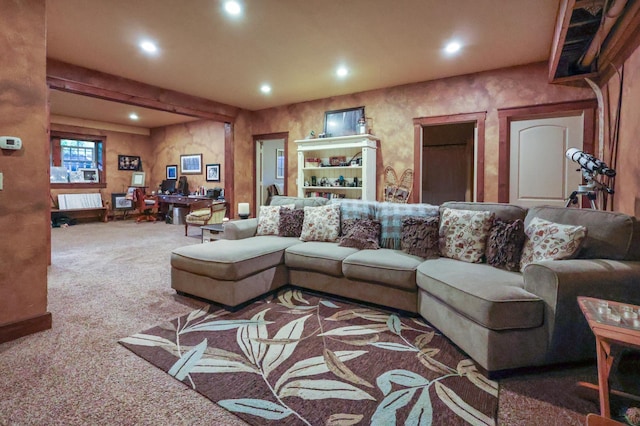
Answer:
0;1;49;325
49;124;153;206
150;120;226;195
602;43;640;217
248;62;594;202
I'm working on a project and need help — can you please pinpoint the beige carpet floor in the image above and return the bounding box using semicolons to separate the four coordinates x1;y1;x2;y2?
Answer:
0;221;601;425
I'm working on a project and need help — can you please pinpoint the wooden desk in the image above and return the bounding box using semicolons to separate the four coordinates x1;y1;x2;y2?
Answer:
578;297;640;418
156;194;210;207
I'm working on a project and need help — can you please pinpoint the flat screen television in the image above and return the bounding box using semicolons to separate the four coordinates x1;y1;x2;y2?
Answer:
160;179;177;194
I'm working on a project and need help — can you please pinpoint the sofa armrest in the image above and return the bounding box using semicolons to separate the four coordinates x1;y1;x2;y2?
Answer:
223;218;258;240
523;259;640;363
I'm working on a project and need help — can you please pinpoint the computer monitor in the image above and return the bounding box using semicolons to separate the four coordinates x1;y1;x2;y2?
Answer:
160;179;176;194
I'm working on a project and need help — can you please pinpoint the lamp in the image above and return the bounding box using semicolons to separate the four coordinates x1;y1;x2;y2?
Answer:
238;202;250;219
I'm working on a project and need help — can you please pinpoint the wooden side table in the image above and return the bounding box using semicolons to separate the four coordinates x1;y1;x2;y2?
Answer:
578;297;640;418
201;223;224;243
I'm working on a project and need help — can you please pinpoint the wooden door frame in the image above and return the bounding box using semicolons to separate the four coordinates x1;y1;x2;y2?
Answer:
497;99;597;203
252;132;288;216
413;112;487;203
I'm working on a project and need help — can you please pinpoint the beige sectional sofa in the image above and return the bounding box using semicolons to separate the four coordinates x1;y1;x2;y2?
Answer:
170;196;640;374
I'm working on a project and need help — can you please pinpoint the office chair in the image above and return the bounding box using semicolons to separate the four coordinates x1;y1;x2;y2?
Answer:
133;188;158;222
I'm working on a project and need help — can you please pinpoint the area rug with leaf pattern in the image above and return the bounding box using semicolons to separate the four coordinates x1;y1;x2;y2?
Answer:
119;288;498;425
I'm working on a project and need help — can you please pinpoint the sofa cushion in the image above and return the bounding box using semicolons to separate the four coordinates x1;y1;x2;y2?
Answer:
257;204;295;236
171;236;302;281
486;218;526;272
279;208;305;237
525;206;637;260
300;203;341;242
520;217;587;270
401;216;440;259
271;195;328;209
339;218;381;250
376;202;439;249
439;207;494;263
342;249;423;290
285;242;359;277
416;258;543;330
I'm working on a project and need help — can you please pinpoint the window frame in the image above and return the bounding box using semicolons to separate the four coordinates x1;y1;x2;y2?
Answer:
50;131;107;189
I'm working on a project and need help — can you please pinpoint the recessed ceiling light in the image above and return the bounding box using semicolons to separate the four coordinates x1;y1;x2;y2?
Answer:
139;40;158;54
336;66;349;78
444;41;462;55
129;113;139;120
224;1;242;15
260;84;271;94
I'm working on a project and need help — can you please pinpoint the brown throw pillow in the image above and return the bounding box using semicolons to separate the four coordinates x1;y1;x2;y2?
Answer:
338;219;381;250
486;218;526;271
401;216;440;259
278;208;304;237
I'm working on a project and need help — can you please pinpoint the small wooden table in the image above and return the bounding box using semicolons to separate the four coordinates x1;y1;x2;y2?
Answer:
578;297;640;418
201;223;224;243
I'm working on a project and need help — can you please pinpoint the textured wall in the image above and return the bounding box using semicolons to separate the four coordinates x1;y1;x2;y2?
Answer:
249;62;594;202
603;43;640;217
0;0;48;325
49;123;153;205
150;120;226;195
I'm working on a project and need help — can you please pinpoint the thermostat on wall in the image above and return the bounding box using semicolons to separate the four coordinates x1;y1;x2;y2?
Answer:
0;136;22;150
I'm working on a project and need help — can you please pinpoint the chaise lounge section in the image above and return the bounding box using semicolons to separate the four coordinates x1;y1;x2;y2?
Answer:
170;196;640;374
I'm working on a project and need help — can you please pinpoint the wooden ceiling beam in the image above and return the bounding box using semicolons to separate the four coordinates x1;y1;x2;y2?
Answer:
549;0;576;82
47;59;239;123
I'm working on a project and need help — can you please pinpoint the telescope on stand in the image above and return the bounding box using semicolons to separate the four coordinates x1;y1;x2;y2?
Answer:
565;148;615;209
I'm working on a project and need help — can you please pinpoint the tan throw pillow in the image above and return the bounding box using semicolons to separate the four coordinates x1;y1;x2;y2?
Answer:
520;217;587;271
401;216;440;259
300;203;341;242
439;208;494;263
256;204;294;236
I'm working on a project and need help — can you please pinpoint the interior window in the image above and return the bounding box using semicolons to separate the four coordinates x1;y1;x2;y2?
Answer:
50;132;106;188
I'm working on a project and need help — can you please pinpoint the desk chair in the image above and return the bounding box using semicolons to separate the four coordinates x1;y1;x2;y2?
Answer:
134;188;158;222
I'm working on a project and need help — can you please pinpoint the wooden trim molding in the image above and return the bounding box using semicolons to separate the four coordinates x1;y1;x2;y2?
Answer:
413;112;487;203
253;132;289;213
47;59;239;123
497;99;597;203
0;312;52;344
225;123;234;218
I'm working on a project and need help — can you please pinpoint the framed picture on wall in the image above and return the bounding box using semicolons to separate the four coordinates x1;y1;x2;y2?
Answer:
118;155;142;171
131;171;146;187
166;164;177;180
323;106;364;137
206;164;220;182
180;154;202;174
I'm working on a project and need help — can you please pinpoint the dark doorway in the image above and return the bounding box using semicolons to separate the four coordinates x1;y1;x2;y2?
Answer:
422;123;475;205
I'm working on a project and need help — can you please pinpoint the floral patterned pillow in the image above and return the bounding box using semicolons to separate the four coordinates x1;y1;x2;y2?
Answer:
486;218;526;271
299;203;341;242
439;208;494;263
278;208;305;237
520;217;587;271
401;216;440;259
256;204;294;236
338;218;381;249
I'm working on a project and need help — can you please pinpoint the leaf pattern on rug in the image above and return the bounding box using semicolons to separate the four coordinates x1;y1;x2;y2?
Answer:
120;289;498;425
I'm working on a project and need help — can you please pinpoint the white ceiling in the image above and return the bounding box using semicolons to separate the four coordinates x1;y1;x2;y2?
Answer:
46;0;561;128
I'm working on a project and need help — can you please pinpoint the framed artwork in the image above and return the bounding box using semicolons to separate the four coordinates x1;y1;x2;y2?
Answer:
181;154;202;174
79;168;99;183
118;155;141;171
323;106;364;137
276;148;285;179
166;164;178;180
111;193;134;211
206;163;221;182
131;171;146;187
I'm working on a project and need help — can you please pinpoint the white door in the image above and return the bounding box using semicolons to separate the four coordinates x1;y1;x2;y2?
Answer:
509;114;584;207
255;138;285;208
